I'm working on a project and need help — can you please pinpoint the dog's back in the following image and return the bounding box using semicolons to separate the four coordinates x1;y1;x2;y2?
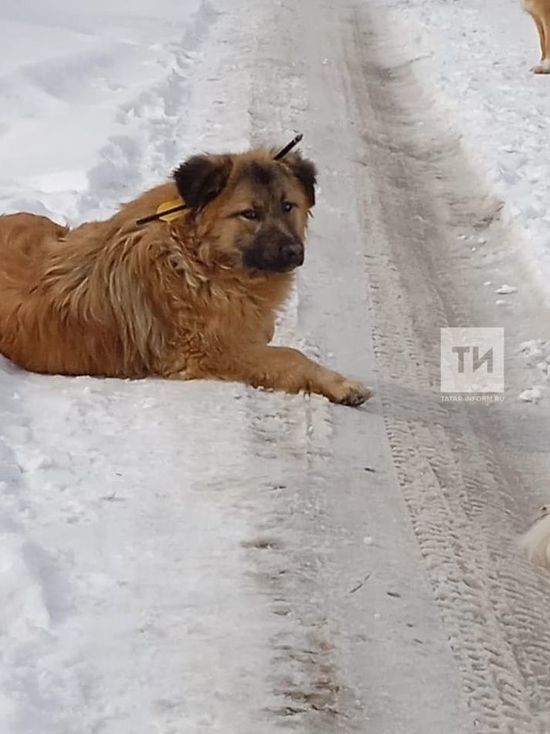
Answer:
0;211;65;265
0;212;67;303
0;213;70;371
0;184;194;377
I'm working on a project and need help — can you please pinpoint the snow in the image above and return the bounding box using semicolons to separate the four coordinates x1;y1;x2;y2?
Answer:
1;367;279;732
518;385;544;402
495;284;519;295
518;338;550;400
383;0;550;292
0;0;205;222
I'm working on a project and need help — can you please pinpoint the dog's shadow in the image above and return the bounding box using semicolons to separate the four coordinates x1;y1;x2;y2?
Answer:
363;377;550;456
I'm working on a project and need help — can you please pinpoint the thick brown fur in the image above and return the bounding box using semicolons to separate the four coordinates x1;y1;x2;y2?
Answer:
0;148;370;406
523;0;550;72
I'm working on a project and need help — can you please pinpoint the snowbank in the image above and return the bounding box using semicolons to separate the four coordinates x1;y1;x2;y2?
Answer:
0;0;204;222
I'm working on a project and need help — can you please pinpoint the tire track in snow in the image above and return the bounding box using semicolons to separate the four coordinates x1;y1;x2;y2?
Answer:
243;2;374;731
240;0;550;730
346;6;550;731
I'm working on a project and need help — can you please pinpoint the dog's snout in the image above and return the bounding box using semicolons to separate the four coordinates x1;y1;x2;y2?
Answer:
279;239;304;268
243;231;305;272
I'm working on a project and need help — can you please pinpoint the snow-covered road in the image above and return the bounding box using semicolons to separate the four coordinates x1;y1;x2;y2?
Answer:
2;1;550;732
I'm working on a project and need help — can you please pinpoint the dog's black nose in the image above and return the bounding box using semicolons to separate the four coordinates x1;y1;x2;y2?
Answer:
279;239;304;269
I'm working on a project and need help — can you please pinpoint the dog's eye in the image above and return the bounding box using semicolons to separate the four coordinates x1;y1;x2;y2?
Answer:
282;201;295;213
239;209;258;221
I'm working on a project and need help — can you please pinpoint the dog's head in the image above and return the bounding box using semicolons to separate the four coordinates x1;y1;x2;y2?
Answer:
173;149;317;273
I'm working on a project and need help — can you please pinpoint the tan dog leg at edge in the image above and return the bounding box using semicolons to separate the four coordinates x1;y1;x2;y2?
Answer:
530;9;550;72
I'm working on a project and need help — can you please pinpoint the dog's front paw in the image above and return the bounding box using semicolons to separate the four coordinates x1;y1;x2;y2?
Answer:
328;377;372;407
339;380;372;406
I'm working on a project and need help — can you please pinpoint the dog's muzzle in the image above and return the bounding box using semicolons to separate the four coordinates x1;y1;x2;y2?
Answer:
276;239;304;270
244;237;304;273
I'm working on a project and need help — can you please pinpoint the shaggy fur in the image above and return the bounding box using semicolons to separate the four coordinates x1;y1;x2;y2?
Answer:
523;0;550;72
0;148;370;406
519;506;550;570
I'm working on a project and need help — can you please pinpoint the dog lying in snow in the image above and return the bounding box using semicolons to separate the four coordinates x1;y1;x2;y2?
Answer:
519;506;550;569
0;149;370;406
523;0;550;73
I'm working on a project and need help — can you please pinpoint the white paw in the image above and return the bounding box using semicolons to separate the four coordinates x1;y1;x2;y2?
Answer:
519;506;550;569
531;59;550;74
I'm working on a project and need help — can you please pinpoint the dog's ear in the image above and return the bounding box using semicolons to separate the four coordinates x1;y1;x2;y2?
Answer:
283;153;317;207
173;154;232;210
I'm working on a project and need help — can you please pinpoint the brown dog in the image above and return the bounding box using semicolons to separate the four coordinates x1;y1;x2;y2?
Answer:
523;0;550;72
0;148;370;406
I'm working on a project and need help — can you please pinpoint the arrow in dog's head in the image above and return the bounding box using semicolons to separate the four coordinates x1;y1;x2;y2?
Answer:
136;134;306;226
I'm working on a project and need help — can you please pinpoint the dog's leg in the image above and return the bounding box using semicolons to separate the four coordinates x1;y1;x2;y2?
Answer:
262;316;276;344
532;12;545;60
519;506;550;569
542;12;550;69
531;12;550;72
179;346;371;406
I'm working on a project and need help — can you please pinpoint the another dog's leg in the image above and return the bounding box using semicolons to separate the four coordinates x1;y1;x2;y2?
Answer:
531;12;550;72
533;12;545;60
543;12;550;69
519;506;550;569
183;346;371;406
